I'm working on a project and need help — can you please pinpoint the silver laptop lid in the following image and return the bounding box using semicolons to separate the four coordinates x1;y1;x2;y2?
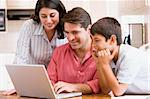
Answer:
5;64;56;98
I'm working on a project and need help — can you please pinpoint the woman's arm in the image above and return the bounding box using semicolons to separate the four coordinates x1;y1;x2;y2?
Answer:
14;20;34;64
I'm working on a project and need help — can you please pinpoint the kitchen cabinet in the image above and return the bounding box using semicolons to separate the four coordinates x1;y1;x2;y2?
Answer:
119;0;146;15
0;0;6;9
121;15;147;47
62;0;107;23
129;23;145;47
7;0;37;10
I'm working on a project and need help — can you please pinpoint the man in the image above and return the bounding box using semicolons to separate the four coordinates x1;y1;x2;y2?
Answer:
91;17;150;96
47;7;100;94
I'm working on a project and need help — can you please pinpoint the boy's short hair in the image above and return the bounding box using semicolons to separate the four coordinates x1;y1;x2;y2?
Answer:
61;7;91;29
91;17;122;45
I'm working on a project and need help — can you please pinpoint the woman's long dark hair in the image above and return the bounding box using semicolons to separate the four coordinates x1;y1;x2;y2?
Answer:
31;0;66;39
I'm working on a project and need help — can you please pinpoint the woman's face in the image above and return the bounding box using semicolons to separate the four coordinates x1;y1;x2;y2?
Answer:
39;7;59;31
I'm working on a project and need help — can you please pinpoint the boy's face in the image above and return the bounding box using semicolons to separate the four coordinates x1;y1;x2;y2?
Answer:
92;34;112;52
64;22;90;50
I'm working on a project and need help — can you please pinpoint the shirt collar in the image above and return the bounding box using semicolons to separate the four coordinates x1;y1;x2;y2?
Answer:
33;23;58;40
69;45;92;64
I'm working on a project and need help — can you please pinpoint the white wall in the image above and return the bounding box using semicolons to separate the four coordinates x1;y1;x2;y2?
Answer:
145;6;150;43
0;0;6;9
118;0;146;15
0;20;24;53
118;0;150;44
0;53;15;90
62;0;107;23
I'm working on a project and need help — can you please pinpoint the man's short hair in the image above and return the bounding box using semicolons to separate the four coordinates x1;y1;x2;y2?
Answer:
61;7;91;29
91;17;122;45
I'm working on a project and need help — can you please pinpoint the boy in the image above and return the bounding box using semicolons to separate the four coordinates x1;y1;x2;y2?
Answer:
91;17;150;96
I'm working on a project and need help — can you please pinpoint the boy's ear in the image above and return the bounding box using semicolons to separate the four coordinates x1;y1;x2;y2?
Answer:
110;35;117;44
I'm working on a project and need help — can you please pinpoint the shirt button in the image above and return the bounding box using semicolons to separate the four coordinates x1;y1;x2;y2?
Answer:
78;71;81;74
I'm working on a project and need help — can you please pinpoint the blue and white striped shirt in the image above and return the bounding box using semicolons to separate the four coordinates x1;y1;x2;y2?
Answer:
14;19;67;68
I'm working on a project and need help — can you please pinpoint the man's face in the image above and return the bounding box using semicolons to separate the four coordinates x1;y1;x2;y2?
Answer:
64;22;90;50
92;34;111;52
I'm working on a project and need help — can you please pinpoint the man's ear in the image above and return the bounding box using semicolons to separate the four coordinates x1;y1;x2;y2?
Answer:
87;25;91;31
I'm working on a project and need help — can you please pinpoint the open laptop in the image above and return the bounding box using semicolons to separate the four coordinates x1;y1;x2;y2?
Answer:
5;64;82;98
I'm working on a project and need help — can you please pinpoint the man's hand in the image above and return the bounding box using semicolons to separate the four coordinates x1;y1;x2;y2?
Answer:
54;81;77;94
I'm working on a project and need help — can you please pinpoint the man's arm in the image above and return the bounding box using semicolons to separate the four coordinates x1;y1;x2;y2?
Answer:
47;48;59;85
14;21;33;64
75;83;93;94
53;73;100;94
53;70;100;94
54;81;92;94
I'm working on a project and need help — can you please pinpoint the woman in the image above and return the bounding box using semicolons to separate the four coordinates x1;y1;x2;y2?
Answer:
2;0;67;95
13;0;67;68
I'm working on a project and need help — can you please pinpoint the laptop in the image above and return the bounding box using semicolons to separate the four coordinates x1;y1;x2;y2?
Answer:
5;64;82;98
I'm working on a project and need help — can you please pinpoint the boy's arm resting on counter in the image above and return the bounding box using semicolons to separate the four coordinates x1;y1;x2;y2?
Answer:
97;63;128;96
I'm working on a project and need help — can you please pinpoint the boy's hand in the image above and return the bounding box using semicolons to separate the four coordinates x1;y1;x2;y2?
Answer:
97;49;112;65
94;48;117;66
